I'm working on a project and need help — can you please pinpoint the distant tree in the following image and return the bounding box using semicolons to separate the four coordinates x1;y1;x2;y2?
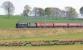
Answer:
45;7;62;17
45;8;51;16
65;7;78;18
31;7;44;16
80;7;83;16
38;8;45;16
60;10;66;17
22;5;31;17
2;1;15;17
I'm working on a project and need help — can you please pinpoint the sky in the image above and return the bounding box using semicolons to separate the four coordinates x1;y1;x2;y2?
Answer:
0;0;83;15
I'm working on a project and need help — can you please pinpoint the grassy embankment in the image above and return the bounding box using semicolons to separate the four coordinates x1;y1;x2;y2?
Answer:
0;28;82;41
0;16;83;50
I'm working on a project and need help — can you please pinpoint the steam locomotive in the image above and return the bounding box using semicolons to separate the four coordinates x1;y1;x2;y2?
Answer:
16;22;83;28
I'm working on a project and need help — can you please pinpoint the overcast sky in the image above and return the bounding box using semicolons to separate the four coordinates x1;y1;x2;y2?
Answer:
0;0;83;15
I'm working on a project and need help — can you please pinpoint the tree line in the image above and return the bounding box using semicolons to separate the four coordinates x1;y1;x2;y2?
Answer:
1;1;83;18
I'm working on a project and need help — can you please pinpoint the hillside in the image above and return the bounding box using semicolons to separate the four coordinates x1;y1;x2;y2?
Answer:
0;15;83;28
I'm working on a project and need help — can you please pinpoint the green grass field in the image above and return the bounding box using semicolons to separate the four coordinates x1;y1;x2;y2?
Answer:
0;15;83;28
0;15;22;28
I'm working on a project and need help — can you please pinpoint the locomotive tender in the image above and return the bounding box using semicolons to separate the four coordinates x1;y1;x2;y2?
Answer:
16;22;83;28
